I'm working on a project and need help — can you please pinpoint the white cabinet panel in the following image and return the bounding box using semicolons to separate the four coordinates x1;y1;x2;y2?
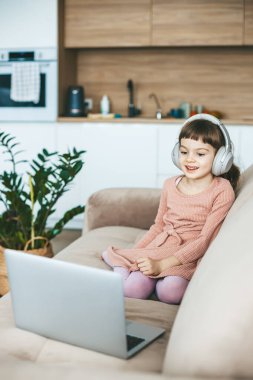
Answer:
0;122;56;172
0;0;58;49
157;124;182;181
238;126;253;171
226;125;241;168
0;122;56;220
81;123;157;202
54;123;87;228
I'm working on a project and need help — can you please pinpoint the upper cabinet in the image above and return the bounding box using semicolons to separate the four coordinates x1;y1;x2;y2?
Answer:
152;0;244;46
64;0;151;48
0;0;58;49
64;0;251;48
244;0;253;45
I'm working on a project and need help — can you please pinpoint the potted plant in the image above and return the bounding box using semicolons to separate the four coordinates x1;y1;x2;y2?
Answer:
0;131;85;294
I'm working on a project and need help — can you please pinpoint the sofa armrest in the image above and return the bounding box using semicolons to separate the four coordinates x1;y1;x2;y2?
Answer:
83;187;161;233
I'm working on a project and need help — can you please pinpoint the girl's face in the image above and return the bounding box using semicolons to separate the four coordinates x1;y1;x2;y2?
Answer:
179;138;216;180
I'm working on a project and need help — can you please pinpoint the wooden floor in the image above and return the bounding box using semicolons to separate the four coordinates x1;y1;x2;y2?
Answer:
51;229;82;255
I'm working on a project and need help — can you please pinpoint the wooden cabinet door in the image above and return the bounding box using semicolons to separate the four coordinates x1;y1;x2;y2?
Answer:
64;0;151;47
244;0;253;45
152;0;244;46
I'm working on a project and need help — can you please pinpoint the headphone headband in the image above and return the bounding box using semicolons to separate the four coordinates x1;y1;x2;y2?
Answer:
182;113;232;152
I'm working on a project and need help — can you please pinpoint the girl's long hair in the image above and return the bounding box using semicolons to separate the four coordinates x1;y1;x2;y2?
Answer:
179;119;240;192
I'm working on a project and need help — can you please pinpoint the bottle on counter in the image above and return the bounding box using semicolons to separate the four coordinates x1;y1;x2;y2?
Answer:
100;95;110;115
179;102;191;118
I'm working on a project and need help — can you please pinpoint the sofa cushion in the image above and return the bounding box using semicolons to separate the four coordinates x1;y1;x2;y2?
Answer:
55;226;147;269
163;167;253;378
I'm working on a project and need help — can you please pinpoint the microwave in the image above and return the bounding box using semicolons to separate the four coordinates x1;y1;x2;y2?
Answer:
0;48;57;122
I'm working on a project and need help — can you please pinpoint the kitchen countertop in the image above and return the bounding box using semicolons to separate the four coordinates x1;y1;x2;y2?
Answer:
58;117;253;125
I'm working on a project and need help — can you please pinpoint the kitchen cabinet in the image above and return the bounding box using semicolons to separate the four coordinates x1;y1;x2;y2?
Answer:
152;0;244;46
244;0;253;45
64;0;151;48
237;126;253;171
0;0;58;49
55;123;87;228
0;122;56;219
55;122;157;226
0;123;56;172
80;123;157;200
226;126;241;168
64;0;248;48
157;124;182;187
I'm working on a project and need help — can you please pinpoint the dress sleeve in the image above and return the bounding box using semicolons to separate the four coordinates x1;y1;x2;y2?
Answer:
173;186;235;265
134;179;169;248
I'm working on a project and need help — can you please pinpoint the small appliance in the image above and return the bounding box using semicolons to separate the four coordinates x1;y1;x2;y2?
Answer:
66;86;85;117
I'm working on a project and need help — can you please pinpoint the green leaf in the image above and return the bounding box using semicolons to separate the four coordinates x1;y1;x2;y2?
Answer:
0;132;85;249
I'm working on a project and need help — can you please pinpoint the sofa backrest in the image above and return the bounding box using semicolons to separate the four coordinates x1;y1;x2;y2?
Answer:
163;164;253;378
83;187;161;233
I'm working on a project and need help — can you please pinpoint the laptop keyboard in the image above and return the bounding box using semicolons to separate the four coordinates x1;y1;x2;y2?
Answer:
126;334;145;351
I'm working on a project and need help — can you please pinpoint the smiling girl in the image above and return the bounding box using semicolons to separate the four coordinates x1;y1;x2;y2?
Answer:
102;114;240;304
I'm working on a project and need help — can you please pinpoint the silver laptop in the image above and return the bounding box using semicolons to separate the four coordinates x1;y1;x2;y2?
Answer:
5;249;165;359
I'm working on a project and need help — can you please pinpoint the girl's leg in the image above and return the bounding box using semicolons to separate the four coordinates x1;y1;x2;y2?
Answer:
101;250;129;280
124;271;157;299
156;276;189;305
102;250;156;298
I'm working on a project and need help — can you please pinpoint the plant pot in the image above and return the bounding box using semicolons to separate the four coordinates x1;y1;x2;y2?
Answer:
0;237;54;296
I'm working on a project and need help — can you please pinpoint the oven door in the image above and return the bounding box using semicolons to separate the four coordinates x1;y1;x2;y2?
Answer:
0;61;57;121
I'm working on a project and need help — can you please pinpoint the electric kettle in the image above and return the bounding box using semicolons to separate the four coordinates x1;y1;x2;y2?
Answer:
66;86;85;117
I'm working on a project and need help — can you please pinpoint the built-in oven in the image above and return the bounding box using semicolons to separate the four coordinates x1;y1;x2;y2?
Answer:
0;48;57;121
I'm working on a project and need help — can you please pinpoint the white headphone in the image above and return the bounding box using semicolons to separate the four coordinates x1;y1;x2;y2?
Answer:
171;113;234;176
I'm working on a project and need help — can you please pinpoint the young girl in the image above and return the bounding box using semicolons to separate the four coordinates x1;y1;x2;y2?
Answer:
102;114;240;304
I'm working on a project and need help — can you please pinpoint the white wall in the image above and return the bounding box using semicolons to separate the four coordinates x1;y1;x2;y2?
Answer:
0;0;58;49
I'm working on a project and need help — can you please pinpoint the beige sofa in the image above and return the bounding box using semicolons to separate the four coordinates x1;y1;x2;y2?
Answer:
1;164;253;380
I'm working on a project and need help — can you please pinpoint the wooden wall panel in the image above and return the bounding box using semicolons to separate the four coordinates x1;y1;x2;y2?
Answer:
245;0;253;45
77;47;253;120
152;0;244;46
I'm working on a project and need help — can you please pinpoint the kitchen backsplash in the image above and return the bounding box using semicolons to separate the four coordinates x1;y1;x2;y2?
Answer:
75;46;253;120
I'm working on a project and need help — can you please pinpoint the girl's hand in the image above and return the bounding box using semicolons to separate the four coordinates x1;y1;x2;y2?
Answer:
136;257;162;276
136;256;181;276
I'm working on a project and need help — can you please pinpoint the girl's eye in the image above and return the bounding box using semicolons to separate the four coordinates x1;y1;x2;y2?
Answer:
197;153;205;157
180;151;187;155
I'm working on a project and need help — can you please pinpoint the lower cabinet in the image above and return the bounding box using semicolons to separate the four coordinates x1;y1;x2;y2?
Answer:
238;126;253;171
157;123;182;187
55;122;157;228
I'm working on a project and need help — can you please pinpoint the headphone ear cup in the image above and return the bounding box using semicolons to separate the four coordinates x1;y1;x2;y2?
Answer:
171;141;181;169
212;147;234;176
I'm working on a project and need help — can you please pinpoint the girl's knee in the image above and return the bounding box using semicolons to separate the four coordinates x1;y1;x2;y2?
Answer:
156;276;189;305
124;272;156;300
